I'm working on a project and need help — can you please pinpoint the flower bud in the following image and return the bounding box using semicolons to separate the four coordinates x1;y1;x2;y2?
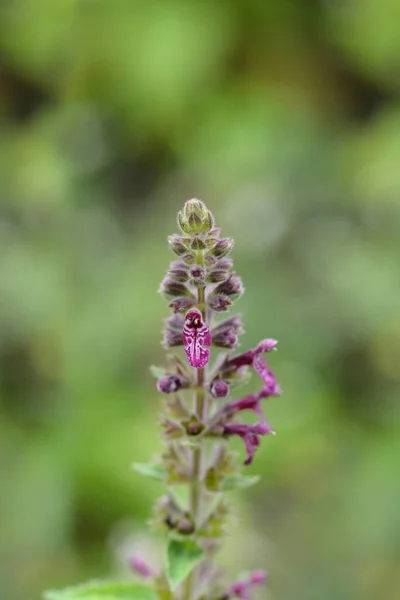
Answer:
169;297;196;313
210;379;229;398
159;278;194;298
206;269;230;283
190;266;206;286
162;313;185;346
177;199;214;235
212;275;244;298
215;258;233;270
190;236;207;250
181;252;196;265
157;375;182;394
130;556;155;579
204;254;218;267
211;315;244;349
168;234;189;256
176;517;195;535
212;330;238;348
208;294;232;312
167;267;189;283
209;238;233;258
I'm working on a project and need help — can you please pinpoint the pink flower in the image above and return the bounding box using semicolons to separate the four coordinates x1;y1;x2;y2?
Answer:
183;309;212;368
223;422;274;465
130;555;155;579
228;570;268;599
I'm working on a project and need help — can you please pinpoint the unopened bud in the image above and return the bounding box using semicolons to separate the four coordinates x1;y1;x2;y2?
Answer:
130;556;155;579
211;314;244;348
177;517;195;535
212;275;243;298
215;258;233;270
211;380;229;398
167;267;189;283
206;269;230;283
208;294;232;312
188;211;203;233
157;375;182;394
190;266;206;285
169;297;196;313
159;278;194;298
204;254;218;267
213;331;238;348
168;234;189;255
209;238;233;258
177;199;215;235
190;236;207;250
181;252;196;265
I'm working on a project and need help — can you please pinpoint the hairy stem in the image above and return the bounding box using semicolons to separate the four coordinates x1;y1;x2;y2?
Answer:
183;284;207;600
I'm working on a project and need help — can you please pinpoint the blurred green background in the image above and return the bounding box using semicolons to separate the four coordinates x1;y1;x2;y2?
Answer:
1;1;400;599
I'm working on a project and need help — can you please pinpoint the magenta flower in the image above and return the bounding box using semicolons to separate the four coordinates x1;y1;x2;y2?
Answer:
223;422;274;465
228;570;268;599
223;384;278;421
183;308;212;368
130;556;155;579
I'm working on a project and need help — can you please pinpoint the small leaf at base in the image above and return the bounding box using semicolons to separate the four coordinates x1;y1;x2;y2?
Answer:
43;580;156;600
132;463;167;481
220;475;260;491
166;539;204;591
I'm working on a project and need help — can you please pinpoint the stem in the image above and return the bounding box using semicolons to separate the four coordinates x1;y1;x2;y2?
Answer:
184;283;207;600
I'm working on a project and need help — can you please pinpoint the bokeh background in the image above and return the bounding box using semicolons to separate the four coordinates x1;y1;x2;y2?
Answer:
1;1;400;599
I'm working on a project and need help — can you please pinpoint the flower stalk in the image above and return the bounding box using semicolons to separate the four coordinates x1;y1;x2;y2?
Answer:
144;199;281;599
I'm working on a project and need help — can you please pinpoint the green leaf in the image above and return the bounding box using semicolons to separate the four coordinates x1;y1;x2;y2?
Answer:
220;474;260;491
132;463;167;481
43;580;156;600
166;539;204;590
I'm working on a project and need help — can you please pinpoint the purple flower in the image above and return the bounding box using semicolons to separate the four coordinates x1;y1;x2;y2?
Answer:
228;570;267;599
130;555;155;579
223;385;276;421
227;339;277;370
223;422;274;465
252;353;281;394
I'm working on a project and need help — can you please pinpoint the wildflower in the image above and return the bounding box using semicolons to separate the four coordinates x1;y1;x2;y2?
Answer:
182;308;212;368
223;422;274;465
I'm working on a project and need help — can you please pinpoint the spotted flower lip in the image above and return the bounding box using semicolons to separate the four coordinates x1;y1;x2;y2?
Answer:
183;308;212;368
